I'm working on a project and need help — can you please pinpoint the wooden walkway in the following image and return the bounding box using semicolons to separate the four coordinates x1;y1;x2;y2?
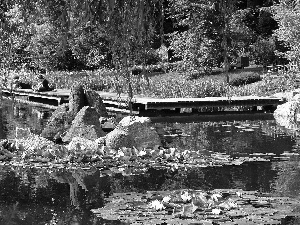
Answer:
1;88;284;116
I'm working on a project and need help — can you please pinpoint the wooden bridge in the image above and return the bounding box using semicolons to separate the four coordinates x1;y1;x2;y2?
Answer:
1;88;284;116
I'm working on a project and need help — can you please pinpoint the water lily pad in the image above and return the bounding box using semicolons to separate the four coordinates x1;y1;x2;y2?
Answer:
91;189;300;224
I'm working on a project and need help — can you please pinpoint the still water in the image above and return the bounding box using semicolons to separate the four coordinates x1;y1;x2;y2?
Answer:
0;100;300;224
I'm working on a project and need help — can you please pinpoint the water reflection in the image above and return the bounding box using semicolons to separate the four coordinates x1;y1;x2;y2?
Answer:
158;121;298;156
0;101;51;139
0;166;113;225
0;162;283;224
1;100;300;223
1;100;299;158
271;160;300;197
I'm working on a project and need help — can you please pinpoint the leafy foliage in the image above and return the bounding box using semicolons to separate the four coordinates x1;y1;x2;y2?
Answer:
272;0;300;68
250;37;277;66
168;0;224;73
0;0;164;72
228;71;261;86
167;0;273;74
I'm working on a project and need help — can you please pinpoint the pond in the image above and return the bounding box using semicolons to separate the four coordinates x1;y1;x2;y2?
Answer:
0;100;300;224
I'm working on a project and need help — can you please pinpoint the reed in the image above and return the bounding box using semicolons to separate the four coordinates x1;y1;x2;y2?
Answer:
1;68;299;98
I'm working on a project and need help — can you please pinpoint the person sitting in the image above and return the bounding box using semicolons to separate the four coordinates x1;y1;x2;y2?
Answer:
32;75;54;92
11;75;31;89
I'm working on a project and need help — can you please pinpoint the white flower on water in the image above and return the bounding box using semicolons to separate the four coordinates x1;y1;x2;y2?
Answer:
212;208;221;215
138;149;147;157
162;196;171;203
211;193;222;202
149;199;165;211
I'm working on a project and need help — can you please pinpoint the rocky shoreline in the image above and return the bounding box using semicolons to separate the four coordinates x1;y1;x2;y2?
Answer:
273;88;300;130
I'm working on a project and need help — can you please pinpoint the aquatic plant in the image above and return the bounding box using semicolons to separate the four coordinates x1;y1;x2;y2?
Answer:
91;189;300;224
0;126;273;171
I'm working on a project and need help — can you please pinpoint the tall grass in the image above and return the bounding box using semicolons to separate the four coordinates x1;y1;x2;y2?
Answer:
1;67;299;98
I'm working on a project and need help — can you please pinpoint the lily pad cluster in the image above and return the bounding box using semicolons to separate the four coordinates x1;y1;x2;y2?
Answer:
92;189;300;225
0;133;272;172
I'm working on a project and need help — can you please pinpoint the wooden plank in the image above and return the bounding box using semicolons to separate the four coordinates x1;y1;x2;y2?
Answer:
2;96;58;109
105;107;139;115
1;88;66;102
103;100;128;108
1;88;283;113
144;99;282;110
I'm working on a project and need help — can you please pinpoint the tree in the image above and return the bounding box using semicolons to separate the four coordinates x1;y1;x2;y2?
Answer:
272;0;300;68
251;36;276;68
0;2;32;70
168;0;244;77
1;0;164;115
218;0;239;82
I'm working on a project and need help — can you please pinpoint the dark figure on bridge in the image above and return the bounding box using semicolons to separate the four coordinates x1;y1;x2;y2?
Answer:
33;75;54;92
11;76;31;89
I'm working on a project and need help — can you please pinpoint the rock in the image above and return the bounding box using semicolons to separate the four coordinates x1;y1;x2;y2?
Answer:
106;116;161;149
62;106;106;142
272;89;300;102
42;86;109;142
100;117;117;131
85;90;108;117
41;104;73;140
274;100;300;129
119;116;162;148
106;129;136;150
69;84;85;117
293;93;300;101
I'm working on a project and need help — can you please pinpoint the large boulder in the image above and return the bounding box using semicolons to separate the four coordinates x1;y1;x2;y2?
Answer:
42;85;110;141
69;84;85;117
85;90;108;117
41;104;73;140
106;116;161;149
99;117;117;131
42;85;109;142
274;100;300;129
62;106;106;142
106;129;135;150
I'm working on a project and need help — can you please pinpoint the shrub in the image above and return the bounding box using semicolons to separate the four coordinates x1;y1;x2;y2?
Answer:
227;75;298;97
228;72;261;86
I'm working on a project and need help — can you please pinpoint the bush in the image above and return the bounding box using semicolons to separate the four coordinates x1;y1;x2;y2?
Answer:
227;75;298;97
229;72;261;87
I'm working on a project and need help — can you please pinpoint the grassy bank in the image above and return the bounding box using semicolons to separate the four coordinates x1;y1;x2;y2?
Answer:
2;67;299;98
